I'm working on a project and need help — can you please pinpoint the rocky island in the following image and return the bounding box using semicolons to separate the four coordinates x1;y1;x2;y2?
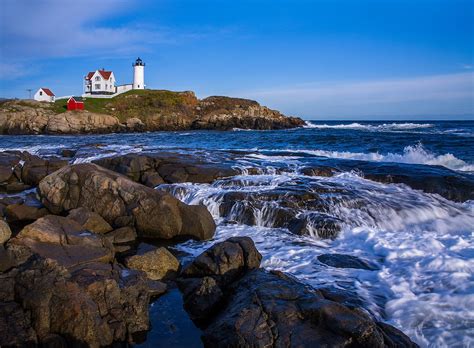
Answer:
0;90;305;134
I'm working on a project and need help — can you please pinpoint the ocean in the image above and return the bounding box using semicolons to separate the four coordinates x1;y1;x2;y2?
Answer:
1;120;473;347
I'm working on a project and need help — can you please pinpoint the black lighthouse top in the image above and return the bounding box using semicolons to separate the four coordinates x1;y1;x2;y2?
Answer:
133;57;145;66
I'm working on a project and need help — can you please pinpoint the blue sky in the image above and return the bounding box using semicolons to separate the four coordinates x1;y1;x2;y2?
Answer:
0;0;472;119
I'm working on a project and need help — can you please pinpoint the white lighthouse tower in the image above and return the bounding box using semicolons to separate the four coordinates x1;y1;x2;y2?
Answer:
133;57;145;90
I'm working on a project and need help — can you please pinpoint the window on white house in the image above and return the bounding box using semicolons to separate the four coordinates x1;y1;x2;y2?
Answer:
95;76;101;81
95;84;100;89
40;91;43;96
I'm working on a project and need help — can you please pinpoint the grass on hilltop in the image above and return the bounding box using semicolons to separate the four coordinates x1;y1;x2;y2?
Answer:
51;89;198;122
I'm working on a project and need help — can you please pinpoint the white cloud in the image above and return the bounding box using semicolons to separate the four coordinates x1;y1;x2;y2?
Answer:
0;0;165;61
240;73;474;117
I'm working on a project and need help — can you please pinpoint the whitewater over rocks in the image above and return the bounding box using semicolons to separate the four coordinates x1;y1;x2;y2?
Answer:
0;120;472;347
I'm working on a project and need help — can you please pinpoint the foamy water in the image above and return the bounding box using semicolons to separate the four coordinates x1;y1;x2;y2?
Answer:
304;121;435;131
170;169;474;348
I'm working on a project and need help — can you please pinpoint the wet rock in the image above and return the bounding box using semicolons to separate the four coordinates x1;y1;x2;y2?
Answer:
8;215;114;268
38;163;216;240
178;237;261;323
0;220;11;244
94;152;238;186
59;148;77;158
301;166;335;177
180;236;262;285
0;255;166;346
288;214;342;239
302;159;474;202
318;253;379;270
201;269;417;348
68;207;113;234
177;238;417;347
125;247;180;280
179;276;224;323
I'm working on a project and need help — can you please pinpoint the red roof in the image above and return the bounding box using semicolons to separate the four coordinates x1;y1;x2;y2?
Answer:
85;70;113;80
41;88;55;96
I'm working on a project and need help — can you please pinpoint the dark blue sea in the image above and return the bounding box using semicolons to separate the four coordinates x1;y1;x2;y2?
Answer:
1;120;473;347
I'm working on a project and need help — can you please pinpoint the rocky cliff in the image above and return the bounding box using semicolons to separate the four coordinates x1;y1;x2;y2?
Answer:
0;91;305;134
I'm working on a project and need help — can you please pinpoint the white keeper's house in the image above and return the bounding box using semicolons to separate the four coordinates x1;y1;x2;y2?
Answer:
83;57;145;98
33;88;55;102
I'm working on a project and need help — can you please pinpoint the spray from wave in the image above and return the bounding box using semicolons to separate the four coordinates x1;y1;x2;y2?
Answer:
284;142;474;172
304;121;434;131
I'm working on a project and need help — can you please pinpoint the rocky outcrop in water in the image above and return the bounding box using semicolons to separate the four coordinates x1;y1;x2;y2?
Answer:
301;159;474;202
178;237;418;347
94;152;238;187
0;151;68;193
0;93;304;134
38;163;216;241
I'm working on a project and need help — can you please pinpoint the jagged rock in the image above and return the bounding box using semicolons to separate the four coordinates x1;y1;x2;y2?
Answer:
0;220;11;244
178;237;418;348
318;253;379;270
125;247;180;280
201;269;417;348
38;163;216;240
194;96;305;130
180;236;262;285
0;255;166;346
94;152;238;186
68;207;113;234
178;237;262;322
8;215;114;268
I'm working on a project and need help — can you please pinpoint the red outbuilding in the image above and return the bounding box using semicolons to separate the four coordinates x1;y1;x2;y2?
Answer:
67;97;84;111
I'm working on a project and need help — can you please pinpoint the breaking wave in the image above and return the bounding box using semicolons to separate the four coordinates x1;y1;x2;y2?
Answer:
286;143;474;172
304;121;434;131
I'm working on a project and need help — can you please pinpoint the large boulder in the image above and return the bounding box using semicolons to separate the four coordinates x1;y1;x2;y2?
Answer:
180;236;262;284
94;152;238;186
202;269;417;348
178;237;262;322
178;237;418;347
38;163;216;240
0;255;166;346
8;215;114;268
125;247;180;280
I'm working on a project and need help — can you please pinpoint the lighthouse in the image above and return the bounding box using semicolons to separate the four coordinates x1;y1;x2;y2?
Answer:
133;57;145;90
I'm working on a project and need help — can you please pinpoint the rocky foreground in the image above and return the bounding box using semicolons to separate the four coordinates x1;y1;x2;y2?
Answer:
0;91;305;134
0;150;423;347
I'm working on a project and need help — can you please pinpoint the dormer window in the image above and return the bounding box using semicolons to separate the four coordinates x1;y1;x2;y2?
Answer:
40;91;43;96
95;76;101;81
